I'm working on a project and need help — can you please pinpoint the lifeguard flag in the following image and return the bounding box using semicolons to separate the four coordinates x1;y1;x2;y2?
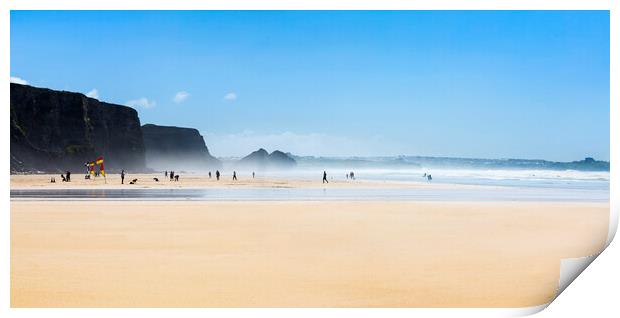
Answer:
89;161;95;175
96;157;105;176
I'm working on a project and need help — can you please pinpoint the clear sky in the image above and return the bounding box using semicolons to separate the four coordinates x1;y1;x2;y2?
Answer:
10;11;609;161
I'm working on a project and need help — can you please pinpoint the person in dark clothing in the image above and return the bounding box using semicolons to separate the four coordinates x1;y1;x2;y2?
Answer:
233;171;237;181
427;174;432;182
170;171;174;181
175;174;179;181
121;170;125;184
216;170;220;181
252;172;255;179
323;171;328;184
209;171;212;179
66;171;71;182
165;171;168;178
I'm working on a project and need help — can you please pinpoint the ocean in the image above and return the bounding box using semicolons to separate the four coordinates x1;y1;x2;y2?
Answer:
253;156;610;192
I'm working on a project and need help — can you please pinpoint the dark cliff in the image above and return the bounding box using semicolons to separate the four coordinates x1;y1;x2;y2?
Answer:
237;148;296;170
141;124;222;171
10;83;146;173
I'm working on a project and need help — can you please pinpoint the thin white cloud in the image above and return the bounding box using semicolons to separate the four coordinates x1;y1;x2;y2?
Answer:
224;92;237;101
10;76;28;85
173;91;190;104
125;97;156;109
86;89;99;99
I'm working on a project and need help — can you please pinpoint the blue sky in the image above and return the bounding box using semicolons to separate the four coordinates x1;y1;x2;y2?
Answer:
10;11;609;161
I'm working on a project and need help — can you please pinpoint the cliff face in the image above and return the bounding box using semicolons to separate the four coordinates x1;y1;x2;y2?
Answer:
141;124;221;171
10;83;146;173
237;148;296;170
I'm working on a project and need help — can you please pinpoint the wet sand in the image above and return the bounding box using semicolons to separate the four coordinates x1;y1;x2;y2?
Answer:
10;173;488;190
11;201;609;307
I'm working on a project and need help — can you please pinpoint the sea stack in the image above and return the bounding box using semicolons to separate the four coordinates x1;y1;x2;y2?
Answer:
237;148;296;170
141;124;222;171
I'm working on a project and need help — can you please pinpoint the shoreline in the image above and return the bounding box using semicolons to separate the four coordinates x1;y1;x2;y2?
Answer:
10;174;610;203
10;173;502;190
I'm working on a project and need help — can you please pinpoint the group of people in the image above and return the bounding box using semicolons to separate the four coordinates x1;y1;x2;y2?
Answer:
53;168;434;186
207;170;255;181
50;170;71;183
322;171;357;183
208;170;221;180
422;172;432;181
54;162;434;186
164;171;180;181
83;162;102;179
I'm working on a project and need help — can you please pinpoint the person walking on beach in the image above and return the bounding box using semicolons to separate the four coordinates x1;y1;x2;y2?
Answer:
252;171;255;179
323;171;328;184
165;171;168;178
216;170;220;181
427;174;432;182
170;171;174;181
233;171;237;181
208;171;212;179
66;171;71;182
121;170;125;184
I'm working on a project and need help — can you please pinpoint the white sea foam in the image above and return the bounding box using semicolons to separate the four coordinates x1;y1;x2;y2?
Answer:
246;166;609;191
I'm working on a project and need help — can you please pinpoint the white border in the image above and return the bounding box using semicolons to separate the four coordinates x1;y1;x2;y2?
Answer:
2;1;617;317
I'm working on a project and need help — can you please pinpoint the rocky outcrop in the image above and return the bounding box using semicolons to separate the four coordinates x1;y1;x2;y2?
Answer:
237;148;296;170
268;150;297;167
141;124;221;171
10;83;146;173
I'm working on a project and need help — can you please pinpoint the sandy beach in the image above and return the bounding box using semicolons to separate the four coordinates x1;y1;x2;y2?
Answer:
9;8;611;311
10;173;487;190
11;200;609;307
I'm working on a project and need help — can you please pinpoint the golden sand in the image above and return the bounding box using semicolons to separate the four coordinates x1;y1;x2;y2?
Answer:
11;201;609;307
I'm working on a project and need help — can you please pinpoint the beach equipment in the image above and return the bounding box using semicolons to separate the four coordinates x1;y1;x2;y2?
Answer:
96;156;105;177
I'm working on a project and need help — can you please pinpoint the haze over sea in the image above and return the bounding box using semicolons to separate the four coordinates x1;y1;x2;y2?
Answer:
224;155;610;192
